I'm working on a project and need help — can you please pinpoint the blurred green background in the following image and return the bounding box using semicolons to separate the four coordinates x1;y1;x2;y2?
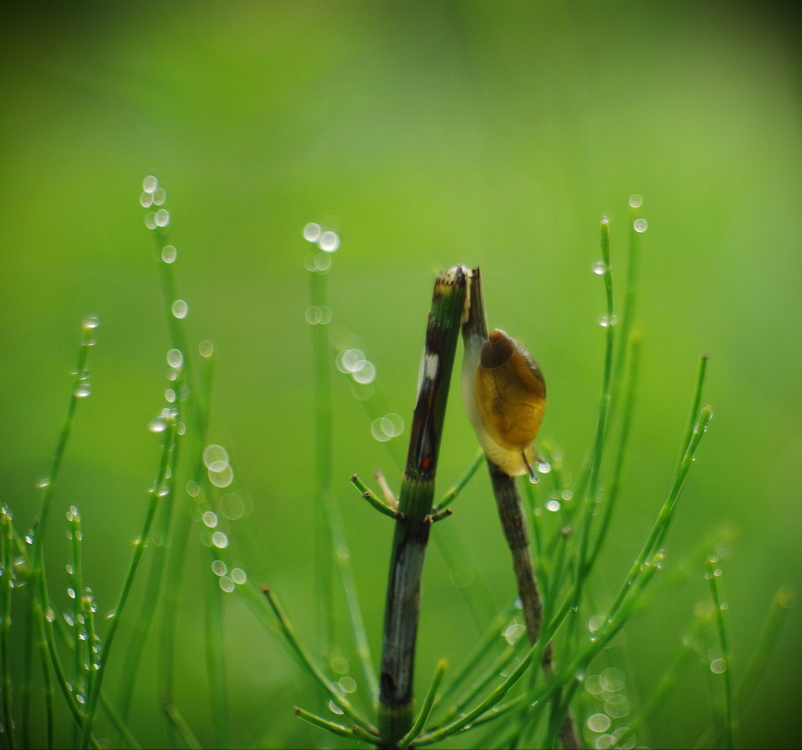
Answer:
1;1;800;748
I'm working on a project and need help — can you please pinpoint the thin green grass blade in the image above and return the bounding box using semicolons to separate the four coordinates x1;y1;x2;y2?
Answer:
436;450;484;512
435;598;518;713
1;509;16;749
398;659;447;748
80;416;178;748
293;706;354;740
616;612;706;749
260;586;375;732
24;321;96;748
572;217;616;604
606;405;713;624
706;556;735;750
205;547;230;749
586;332;642;573
164;703;202;750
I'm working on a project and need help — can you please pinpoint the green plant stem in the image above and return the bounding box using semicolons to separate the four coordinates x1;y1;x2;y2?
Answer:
261;586;375;732
329;503;381;707
398;660;447;748
1;510;16;750
435;450;484;512
117;434;180;724
695;586;794;749
294;706;354;740
205;545;230;749
706;557;735;750
573;217;615;594
160;353;215;741
680;355;709;463
615;614;706;749
435;598;518;713
431;642;522;731
586;332;642;572
24;323;94;747
164;703;202;750
69;509;86;748
737;585;793;706
378;267;468;747
606;406;713;624
80;417;178;748
309;267;335;657
52;616;141;749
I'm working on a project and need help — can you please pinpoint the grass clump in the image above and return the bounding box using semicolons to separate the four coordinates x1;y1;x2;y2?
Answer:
0;182;791;750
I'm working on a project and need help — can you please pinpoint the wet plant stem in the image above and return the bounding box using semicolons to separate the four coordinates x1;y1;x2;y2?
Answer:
80;416;178;748
378;267;468;747
461;268;580;749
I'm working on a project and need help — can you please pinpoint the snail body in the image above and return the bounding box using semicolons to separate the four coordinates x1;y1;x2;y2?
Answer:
463;329;546;477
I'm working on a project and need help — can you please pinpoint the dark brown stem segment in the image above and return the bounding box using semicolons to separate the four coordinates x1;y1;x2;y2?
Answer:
462;269;580;750
378;267;469;747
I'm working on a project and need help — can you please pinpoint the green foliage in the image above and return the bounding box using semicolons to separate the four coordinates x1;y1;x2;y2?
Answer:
0;186;793;750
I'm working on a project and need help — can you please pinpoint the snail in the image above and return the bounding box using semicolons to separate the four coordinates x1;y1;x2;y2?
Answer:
462;328;546;479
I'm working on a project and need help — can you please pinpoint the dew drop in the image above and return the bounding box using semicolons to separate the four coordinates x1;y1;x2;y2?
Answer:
155;209;170;227
149;416;168;433
176;422;186;435
212;531;228;549
371;418;392;443
145;213;157;230
710;658;727;674
503;623;526;645
303;223;321;242
331;656;349;675
546;500;561;512
203;511;218;528
167;349;183;368
143;176;158;193
209;465;234;488
73;383;92;398
633;218;648;233
186;481;200;497
587;713;611;733
319;231;340;253
37;478;50;489
211;560;227;577
220;493;245;520
204;445;229;470
629;194;643;208
165;389;176;403
172;300;188;319
199;340;214;357
219;576;235;593
305;306;323;325
336;545;350;560
561;489;574;501
352;361;376;385
140;192;154;208
328;700;344;716
592;261;606;275
314;252;332;271
82;316;100;330
231;568;247;584
161;245;177;264
153;188;167;206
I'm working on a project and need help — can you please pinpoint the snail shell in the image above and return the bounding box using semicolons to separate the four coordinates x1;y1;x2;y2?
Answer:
462;329;546;477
